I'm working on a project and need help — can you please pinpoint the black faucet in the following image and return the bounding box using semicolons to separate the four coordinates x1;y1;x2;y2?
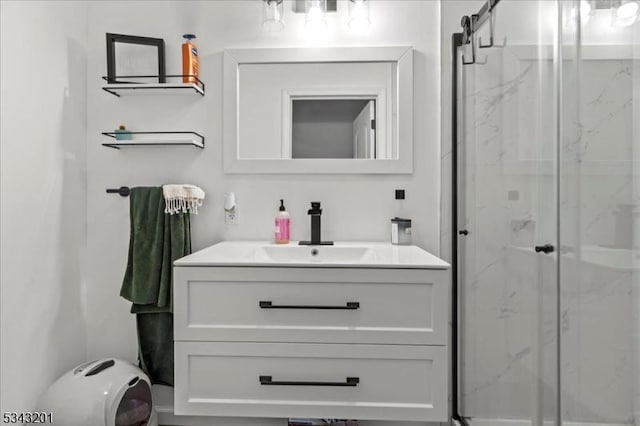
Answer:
299;202;333;246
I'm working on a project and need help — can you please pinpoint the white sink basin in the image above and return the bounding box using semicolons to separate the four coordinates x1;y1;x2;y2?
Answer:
174;241;450;269
258;245;371;262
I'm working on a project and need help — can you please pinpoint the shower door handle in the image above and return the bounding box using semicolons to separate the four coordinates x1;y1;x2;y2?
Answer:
534;244;554;254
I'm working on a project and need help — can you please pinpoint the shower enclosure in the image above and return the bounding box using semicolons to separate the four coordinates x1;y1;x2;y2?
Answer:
451;1;639;425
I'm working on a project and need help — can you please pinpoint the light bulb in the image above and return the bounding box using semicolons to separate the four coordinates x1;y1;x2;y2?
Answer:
614;1;639;26
263;0;284;31
348;0;370;33
305;0;327;30
567;1;592;26
581;0;592;23
617;1;639;18
269;3;280;21
308;6;323;20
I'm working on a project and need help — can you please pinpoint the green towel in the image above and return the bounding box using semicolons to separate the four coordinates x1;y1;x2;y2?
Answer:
120;186;191;312
136;312;174;386
120;186;191;386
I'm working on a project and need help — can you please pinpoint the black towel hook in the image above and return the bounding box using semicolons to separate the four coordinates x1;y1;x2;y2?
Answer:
106;186;130;197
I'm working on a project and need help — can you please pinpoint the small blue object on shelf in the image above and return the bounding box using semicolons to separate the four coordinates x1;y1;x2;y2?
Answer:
114;125;132;141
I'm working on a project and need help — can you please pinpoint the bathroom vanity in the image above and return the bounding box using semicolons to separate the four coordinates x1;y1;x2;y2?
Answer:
173;242;450;422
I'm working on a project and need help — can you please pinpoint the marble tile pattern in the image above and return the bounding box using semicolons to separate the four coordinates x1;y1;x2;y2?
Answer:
456;43;637;424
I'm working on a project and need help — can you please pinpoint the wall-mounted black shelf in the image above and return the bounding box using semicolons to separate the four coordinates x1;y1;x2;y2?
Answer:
101;75;205;97
101;131;205;150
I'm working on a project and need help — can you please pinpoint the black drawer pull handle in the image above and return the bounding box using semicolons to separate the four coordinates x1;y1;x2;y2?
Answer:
259;301;360;310
458;229;469;236
534;244;555;254
259;375;359;387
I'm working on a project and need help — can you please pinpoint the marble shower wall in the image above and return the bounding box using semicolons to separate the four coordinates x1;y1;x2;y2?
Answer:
458;41;636;424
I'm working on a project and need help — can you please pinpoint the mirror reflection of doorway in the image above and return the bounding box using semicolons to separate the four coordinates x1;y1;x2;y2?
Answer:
291;99;376;159
353;100;375;159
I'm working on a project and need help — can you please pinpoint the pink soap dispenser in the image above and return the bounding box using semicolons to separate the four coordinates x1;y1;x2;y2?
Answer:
275;199;290;244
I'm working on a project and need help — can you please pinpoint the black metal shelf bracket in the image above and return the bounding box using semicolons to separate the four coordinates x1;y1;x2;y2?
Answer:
101;74;205;97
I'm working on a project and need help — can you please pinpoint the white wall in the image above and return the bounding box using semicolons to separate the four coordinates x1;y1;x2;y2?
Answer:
85;0;441;367
0;0;88;413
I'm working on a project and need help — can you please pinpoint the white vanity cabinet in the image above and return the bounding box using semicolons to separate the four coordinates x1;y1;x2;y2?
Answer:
173;255;450;422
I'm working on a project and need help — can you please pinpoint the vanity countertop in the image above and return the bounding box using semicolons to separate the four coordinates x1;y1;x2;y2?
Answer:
174;241;450;269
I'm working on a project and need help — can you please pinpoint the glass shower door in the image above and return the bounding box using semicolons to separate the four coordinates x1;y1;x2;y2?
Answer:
457;2;561;424
559;1;639;424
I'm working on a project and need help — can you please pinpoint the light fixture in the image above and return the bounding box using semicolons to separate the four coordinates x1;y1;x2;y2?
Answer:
263;0;284;31
305;0;327;30
567;0;593;26
614;0;639;26
348;0;370;33
567;0;640;28
581;0;593;24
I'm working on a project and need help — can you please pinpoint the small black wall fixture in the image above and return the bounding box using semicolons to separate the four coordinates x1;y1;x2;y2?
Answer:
106;33;166;84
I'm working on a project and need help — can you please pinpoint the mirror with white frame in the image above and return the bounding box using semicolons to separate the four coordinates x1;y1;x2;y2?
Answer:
223;46;413;174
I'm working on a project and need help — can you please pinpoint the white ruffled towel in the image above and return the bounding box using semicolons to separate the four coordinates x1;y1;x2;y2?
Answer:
162;184;205;215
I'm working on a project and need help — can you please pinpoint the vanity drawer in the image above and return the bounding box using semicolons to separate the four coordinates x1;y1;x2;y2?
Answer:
174;342;447;421
174;267;448;345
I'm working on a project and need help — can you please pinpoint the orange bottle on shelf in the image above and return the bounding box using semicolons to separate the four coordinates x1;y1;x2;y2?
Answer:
181;34;199;84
